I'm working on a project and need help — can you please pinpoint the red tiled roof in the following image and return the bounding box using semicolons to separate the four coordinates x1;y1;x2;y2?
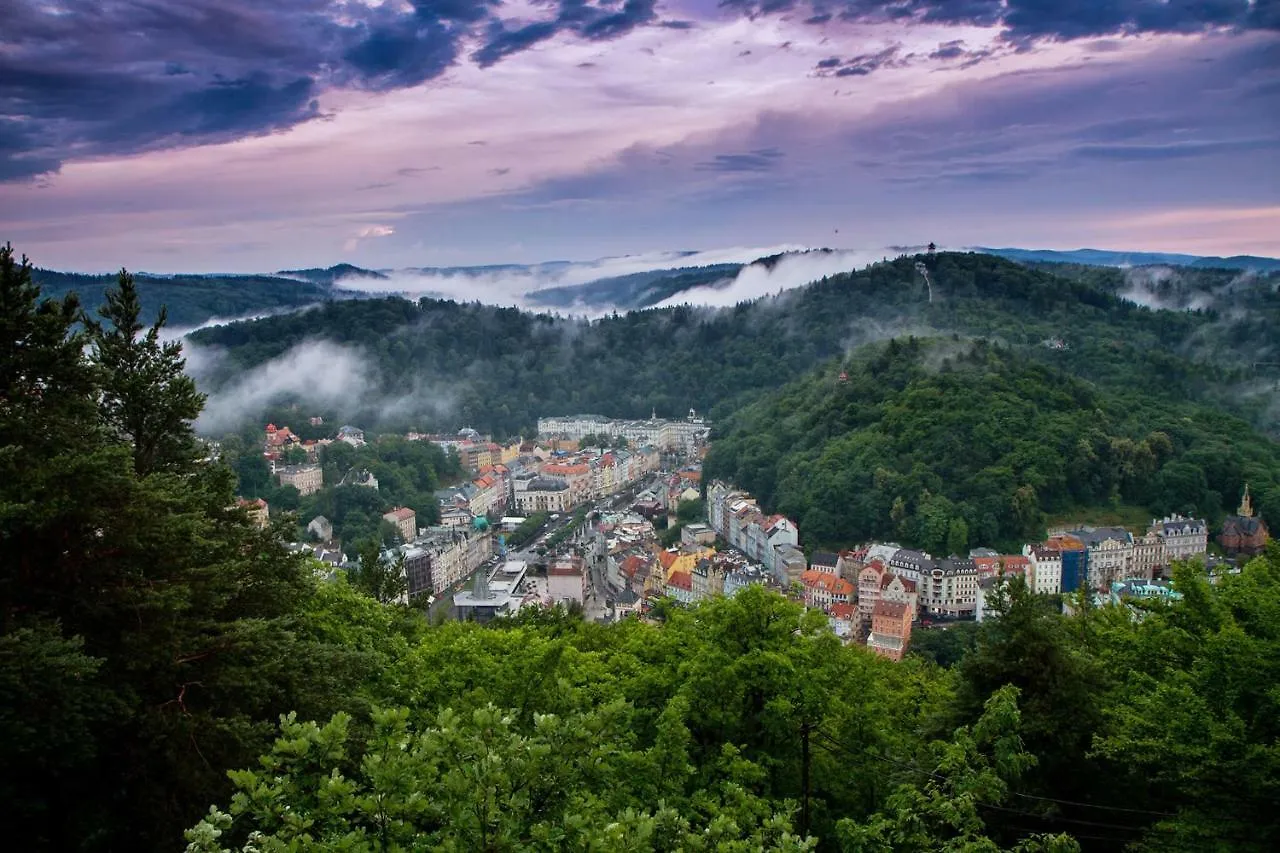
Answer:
384;507;415;521
800;570;853;596
829;603;856;620
874;600;909;619
666;570;692;590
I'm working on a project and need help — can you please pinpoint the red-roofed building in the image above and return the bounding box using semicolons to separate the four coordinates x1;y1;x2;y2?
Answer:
665;569;694;604
542;462;592;506
868;600;913;662
800;569;854;611
237;498;269;529
382;506;417;542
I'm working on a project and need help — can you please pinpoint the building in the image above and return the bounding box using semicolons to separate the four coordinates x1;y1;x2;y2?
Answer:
664;569;695;604
723;565;771;596
402;526;495;597
828;603;856;641
337;425;366;448
809;551;840;574
537;411;711;453
454;560;529;623
1219;486;1270;556
277;463;323;496
306;515;334;542
514;477;572;514
1151;514;1208;564
921;558;978;617
1069;527;1136;590
540;462;593;506
799;569;853;611
1131;530;1166;580
880;573;918;620
691;558;726;601
888;548;934;584
547;556;587;606
341;468;379;490
238;498;269;529
774;544;808;586
681;523;717;547
868;600;913;662
1048;534;1088;593
857;560;886;632
1023;544;1063;595
382;506;417;542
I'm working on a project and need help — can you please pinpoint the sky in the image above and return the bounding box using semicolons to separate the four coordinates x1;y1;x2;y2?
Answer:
1;1;1278;274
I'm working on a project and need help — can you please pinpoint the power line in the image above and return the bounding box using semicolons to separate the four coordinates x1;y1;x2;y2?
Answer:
812;729;1262;845
814;728;1179;818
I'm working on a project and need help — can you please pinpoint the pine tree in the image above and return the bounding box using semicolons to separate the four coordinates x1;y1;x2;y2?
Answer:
87;269;205;475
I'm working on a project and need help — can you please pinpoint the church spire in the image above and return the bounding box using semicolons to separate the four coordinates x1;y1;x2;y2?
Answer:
1239;484;1254;518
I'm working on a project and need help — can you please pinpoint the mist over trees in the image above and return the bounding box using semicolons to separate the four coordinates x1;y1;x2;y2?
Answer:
188;253;1280;440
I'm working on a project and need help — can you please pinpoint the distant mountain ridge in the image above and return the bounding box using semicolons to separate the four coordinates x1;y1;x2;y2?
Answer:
29;246;1280;332
981;247;1280;271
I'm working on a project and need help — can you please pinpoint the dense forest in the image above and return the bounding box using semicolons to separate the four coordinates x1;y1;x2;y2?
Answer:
29;266;338;328
704;339;1280;553
188;253;1280;439
4;244;1280;852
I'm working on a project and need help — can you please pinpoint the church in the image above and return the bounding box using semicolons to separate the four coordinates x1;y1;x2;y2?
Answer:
1218;486;1271;557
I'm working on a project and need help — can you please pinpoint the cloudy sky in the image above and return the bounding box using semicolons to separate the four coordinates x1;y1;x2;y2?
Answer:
1;1;1277;273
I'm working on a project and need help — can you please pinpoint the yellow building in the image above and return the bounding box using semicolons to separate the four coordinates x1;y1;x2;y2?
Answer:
655;546;715;585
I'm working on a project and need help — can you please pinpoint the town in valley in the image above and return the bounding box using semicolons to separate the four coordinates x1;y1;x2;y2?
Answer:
239;408;1270;660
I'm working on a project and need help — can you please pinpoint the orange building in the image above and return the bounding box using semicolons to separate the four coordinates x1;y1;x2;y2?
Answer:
867;600;913;662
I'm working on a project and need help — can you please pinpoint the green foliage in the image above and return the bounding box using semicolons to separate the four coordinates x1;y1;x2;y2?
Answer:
219;432;460;546
87;268;206;475
0;249;364;849
347;541;408;605
506;511;550;550
1086;550;1280;851
30;266;332;328
706;339;1280;552
186;702;816;852
836;686;1077;853
907;623;981;668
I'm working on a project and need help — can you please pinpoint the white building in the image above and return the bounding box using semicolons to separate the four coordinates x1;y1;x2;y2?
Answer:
547;556;587;606
1023;544;1063;595
1151;515;1208;564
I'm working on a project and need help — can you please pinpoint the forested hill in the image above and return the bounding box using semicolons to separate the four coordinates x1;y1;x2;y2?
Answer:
30;267;336;328
704;339;1280;553
188;252;1279;437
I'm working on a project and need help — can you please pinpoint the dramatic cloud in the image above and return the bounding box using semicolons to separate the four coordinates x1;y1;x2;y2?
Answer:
727;0;1277;41
0;0;667;181
1;2;1277;268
